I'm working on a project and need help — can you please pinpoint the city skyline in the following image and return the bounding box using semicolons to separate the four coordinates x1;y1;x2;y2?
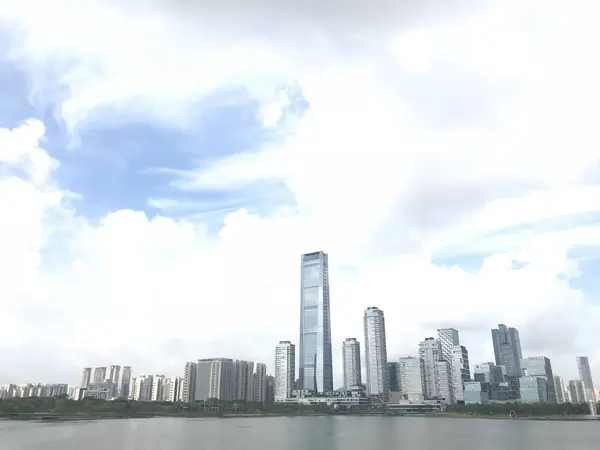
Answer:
2;0;600;413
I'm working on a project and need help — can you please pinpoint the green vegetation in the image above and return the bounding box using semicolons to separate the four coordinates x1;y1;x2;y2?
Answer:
2;396;598;421
446;402;597;417
0;396;349;419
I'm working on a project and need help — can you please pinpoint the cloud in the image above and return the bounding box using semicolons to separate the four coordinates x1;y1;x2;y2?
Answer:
1;0;600;388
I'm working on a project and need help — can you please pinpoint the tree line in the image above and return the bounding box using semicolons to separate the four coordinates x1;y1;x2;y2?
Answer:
446;402;595;417
1;396;597;417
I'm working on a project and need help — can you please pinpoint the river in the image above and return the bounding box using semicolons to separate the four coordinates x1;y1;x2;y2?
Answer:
2;416;599;449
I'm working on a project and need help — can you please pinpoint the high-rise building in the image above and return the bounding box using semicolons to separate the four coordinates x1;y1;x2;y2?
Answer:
151;375;165;401
437;328;460;402
182;362;197;403
195;358;235;401
553;376;566;404
80;368;92;389
233;360;255;402
388;362;399;392
363;306;389;401
576;356;596;402
419;337;442;400
253;363;267;403
491;324;523;398
342;338;362;387
473;362;504;383
437;360;454;404
521;356;556;403
299;251;333;393
108;365;121;398
93;367;107;385
275;341;295;402
437;328;460;362
568;379;586;404
120;366;132;399
451;345;470;404
397;357;425;402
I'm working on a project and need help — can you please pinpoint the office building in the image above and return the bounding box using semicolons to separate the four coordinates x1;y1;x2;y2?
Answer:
576;356;596;402
521;356;556;403
275;341;295;402
451;345;470;403
120;366;132;399
80;368;92;389
437;328;460;362
419;337;442;400
363;306;389;401
473;362;504;383
299;251;333;393
343;338;362;387
388;362;399;392
553;376;566;404
519;376;548;403
491;324;523;398
568;379;586;404
397;357;425;402
437;360;454;404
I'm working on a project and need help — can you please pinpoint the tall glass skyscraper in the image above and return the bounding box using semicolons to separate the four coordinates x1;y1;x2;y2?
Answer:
491;323;523;398
576;356;596;402
299;251;333;393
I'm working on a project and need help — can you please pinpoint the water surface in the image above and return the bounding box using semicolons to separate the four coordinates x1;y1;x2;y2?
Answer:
2;416;599;449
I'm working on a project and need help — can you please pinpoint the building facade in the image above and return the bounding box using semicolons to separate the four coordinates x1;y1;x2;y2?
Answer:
491;324;523;398
553;376;566;403
342;338;362;387
299;251;333;393
80;368;92;389
275;341;296;402
419;337;441;400
120;366;132;399
576;356;596;402
397;357;425;402
182;361;197;403
519;376;548;403
253;363;268;403
521;356;556;403
363;306;389;402
451;345;470;404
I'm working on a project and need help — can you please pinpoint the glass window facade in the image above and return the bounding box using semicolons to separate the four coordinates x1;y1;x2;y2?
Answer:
299;251;333;393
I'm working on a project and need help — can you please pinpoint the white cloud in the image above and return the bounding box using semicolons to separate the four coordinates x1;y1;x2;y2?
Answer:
1;0;600;389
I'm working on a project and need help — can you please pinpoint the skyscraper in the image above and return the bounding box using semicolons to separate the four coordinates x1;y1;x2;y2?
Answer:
299;251;333;393
120;366;132;399
419;337;442;400
93;367;107;385
363;306;389;401
342;338;362;387
576;356;596;402
554;376;566;404
521;356;556;403
397;357;425;402
437;328;460;403
275;341;295;402
80;367;92;389
491;324;523;397
451;345;470;404
253;363;268;403
182;361;197;403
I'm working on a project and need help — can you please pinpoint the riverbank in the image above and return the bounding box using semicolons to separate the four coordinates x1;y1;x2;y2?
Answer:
433;412;600;422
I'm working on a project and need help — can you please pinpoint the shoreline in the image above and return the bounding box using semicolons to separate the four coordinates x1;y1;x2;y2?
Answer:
2;412;599;423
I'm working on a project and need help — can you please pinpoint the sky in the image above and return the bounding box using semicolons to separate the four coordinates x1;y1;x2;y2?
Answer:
1;0;600;388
